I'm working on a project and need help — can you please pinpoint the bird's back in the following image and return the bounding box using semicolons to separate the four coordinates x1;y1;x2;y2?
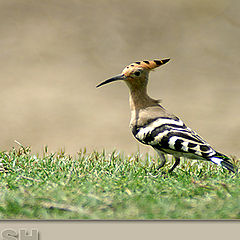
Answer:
130;103;216;160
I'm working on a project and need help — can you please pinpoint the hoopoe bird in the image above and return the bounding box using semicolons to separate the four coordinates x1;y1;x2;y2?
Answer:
96;59;237;173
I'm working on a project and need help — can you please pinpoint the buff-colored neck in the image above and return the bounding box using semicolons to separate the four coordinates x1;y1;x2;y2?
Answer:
128;86;159;111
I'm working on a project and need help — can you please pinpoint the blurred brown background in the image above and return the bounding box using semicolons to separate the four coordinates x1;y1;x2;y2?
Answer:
0;0;239;156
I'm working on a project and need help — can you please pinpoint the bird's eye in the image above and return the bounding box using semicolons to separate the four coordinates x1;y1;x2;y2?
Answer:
134;71;141;76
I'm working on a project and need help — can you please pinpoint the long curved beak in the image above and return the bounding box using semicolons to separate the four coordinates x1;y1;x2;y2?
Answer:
96;74;126;88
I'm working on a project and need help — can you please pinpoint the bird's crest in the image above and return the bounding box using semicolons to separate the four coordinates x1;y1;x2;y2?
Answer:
122;59;170;76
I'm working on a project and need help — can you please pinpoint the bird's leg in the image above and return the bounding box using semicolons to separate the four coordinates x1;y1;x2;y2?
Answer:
168;157;180;172
156;152;166;170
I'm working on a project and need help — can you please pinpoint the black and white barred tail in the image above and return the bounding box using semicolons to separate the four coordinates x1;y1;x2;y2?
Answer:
209;152;237;173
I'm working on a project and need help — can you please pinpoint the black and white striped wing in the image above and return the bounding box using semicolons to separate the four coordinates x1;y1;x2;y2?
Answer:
132;117;216;159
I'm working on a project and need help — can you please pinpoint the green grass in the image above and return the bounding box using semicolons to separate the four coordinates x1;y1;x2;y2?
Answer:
0;144;239;219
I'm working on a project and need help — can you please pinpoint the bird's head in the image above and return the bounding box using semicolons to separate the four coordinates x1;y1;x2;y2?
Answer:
96;58;170;91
